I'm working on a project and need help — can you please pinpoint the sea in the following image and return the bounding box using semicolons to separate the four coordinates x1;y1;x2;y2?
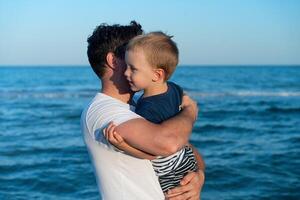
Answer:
0;66;299;200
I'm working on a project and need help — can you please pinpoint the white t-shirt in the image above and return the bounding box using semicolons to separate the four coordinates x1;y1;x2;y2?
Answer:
81;93;164;200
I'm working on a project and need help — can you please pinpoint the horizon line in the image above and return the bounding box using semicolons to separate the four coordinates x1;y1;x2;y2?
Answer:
1;64;300;67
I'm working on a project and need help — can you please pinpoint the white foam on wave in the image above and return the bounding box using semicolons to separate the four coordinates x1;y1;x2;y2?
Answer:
236;91;300;97
0;91;94;99
188;91;300;97
1;90;300;99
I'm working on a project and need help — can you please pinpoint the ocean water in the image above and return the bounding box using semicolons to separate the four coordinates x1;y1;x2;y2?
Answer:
0;66;299;200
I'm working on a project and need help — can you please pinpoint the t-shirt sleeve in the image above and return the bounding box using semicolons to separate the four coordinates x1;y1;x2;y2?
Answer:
89;104;142;151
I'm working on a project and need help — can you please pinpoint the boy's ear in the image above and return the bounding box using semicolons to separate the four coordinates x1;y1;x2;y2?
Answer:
106;52;117;69
153;68;166;82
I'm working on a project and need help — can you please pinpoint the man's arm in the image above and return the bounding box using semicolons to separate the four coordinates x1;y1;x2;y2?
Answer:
115;96;198;157
190;144;205;171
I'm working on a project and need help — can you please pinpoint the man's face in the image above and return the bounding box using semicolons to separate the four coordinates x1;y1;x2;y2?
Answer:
124;49;155;92
116;57;127;74
114;56;135;94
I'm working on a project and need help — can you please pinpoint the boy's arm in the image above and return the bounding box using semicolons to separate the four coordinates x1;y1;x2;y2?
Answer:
115;141;156;160
105;123;156;160
115;95;198;157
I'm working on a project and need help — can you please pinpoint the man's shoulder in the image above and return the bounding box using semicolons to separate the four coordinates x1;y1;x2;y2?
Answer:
82;93;141;137
86;93;139;116
88;93;131;112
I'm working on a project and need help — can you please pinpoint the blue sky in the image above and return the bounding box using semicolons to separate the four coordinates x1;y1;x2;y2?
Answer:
0;0;299;65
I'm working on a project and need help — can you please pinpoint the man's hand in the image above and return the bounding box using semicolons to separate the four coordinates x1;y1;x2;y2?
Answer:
165;170;205;200
181;95;199;122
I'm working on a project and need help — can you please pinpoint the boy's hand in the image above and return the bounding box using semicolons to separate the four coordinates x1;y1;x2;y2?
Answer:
104;122;126;149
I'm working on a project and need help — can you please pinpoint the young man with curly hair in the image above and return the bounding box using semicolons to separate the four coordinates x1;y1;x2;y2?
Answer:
81;21;205;200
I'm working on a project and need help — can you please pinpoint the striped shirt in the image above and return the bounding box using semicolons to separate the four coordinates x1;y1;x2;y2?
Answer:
152;146;198;192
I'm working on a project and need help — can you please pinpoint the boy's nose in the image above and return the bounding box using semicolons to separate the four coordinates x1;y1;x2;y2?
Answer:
124;67;130;77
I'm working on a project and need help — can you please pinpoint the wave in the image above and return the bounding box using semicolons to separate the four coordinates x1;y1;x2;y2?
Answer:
1;89;300;100
1;146;86;157
0;91;94;99
193;124;254;133
188;91;300;97
201;106;300;116
266;106;300;113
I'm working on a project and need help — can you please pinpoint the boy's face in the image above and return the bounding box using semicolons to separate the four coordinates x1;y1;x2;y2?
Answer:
124;49;155;92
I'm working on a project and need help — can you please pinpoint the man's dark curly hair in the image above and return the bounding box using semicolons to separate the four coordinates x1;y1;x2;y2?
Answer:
87;21;143;78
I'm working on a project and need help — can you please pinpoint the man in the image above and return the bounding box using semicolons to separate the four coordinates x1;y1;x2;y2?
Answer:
81;21;205;200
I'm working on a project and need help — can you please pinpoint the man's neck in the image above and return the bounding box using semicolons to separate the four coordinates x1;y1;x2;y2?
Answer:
143;82;168;98
101;84;132;104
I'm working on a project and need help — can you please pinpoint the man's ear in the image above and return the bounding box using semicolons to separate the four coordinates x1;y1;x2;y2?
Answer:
153;68;166;82
106;52;117;70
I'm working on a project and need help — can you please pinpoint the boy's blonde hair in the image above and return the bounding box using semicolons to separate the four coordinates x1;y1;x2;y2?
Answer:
126;32;179;80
